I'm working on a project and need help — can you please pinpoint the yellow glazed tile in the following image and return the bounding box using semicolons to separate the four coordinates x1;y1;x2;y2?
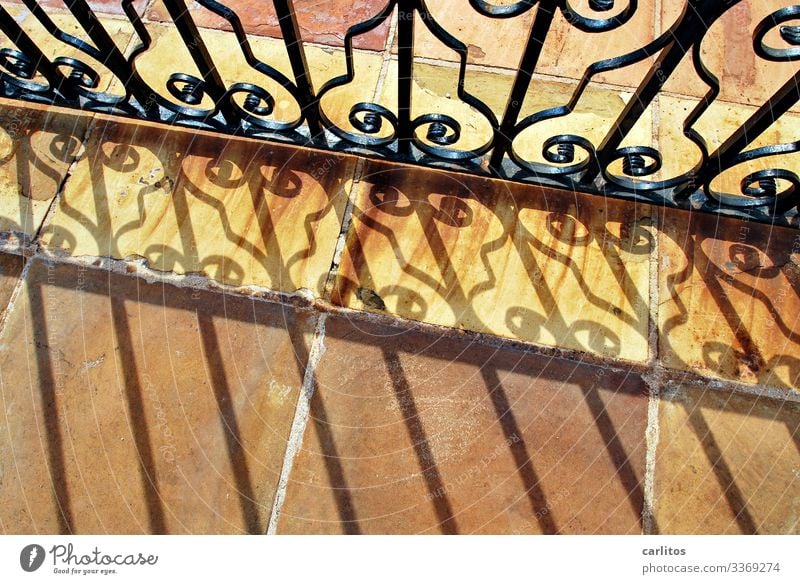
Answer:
0;7;137;95
0;10;134;238
126;23;384;133
332;159;653;362
0;100;89;238
375;60;652;167
41;117;356;295
655;95;799;194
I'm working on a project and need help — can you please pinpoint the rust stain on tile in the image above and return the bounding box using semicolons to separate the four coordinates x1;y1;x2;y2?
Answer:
333;160;652;361
659;208;800;390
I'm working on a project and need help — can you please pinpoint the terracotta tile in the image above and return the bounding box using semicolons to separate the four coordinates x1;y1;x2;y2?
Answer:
0;252;23;314
0;259;315;534
537;0;658;88
147;0;391;51
396;1;656;88
654;385;800;534
659;207;800;390
0;100;90;239
278;316;649;534
661;1;800;111
399;3;536;70
332;160;653;361
5;0;149;18
41;117;355;296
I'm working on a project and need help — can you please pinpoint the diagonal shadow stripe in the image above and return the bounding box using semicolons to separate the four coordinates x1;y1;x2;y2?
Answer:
28;278;73;534
383;347;459;534
109;295;166;534
197;312;261;533
480;366;558;534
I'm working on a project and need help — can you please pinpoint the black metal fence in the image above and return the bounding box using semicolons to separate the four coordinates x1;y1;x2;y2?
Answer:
0;0;798;224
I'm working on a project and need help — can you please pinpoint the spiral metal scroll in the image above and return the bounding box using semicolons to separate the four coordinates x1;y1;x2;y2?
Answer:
0;0;796;225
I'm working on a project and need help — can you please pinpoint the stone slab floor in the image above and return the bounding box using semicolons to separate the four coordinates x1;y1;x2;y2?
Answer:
0;0;798;534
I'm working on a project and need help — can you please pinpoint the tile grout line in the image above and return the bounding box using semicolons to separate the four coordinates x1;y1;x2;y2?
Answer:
641;2;663;521
321;159;363;302
642;383;661;534
376;6;399;97
266;314;328;534
0;99;101;329
641;202;663;535
142;0;158;20
321;12;398;302
23;245;800;405
31;110;99;248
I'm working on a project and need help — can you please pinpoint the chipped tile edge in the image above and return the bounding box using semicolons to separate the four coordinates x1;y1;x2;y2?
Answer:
0;253;33;339
15;244;800;402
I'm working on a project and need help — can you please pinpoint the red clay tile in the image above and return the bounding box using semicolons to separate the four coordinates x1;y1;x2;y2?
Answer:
5;0;149;18
147;0;391;51
277;316;649;534
0;259;315;534
661;1;800;111
655;385;800;534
